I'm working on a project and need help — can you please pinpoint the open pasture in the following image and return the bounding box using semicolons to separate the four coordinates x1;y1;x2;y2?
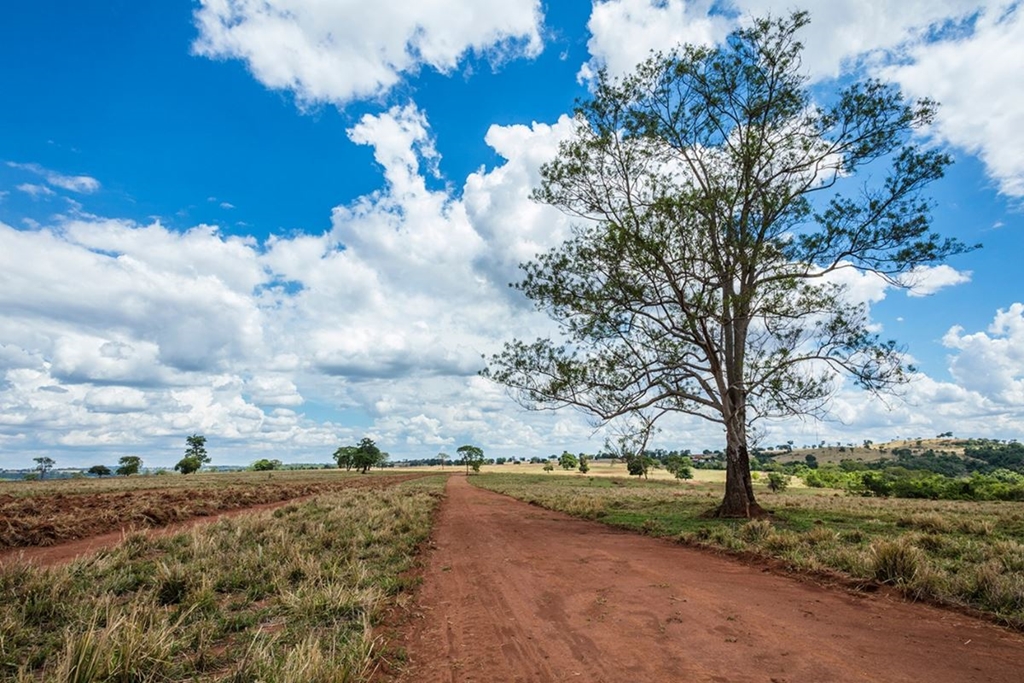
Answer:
0;470;417;551
0;475;445;681
473;473;1024;627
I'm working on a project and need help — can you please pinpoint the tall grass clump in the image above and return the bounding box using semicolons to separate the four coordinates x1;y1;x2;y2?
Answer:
870;539;925;586
1;475;444;681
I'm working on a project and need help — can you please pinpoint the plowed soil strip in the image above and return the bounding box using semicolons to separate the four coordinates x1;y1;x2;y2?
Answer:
0;474;426;567
398;476;1024;683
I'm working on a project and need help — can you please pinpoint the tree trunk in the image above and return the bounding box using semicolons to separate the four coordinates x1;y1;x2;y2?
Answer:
711;424;767;518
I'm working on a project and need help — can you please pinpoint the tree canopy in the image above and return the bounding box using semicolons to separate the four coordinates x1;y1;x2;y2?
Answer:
116;455;142;477
457;444;485;473
175;434;210;475
251;458;282;471
33;457;54;479
87;464;112;477
486;12;970;517
354;438;386;474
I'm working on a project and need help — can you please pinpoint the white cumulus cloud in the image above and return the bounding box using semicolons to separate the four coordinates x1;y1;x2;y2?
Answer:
901;264;973;297
943;303;1024;404
192;0;544;106
880;4;1024;197
581;1;1024;198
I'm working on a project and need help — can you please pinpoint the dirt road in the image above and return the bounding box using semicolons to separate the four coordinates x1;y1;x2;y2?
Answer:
397;476;1024;682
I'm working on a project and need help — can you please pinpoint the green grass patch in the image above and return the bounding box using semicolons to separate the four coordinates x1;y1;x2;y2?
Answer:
1;475;445;682
472;473;1024;627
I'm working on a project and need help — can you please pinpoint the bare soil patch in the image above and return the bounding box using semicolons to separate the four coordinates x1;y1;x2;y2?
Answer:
0;474;425;566
394;476;1024;682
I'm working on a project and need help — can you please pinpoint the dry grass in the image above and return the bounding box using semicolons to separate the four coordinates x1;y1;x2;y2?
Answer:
0;470;419;549
0;476;445;681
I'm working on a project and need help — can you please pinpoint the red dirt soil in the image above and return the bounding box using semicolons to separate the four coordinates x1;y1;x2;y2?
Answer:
395;476;1024;683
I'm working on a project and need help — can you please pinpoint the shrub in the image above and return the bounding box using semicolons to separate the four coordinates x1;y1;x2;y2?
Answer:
766;472;789;493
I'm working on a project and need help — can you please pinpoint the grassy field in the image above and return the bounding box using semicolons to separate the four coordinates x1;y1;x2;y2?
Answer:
0;475;446;681
0;470;418;550
0;468;410;499
472;473;1024;628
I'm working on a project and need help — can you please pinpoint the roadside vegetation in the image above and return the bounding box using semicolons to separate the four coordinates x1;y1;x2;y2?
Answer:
472;473;1024;628
0;475;445;681
767;440;1024;501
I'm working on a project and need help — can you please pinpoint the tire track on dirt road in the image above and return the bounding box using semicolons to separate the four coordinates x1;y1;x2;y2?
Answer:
396;475;1024;682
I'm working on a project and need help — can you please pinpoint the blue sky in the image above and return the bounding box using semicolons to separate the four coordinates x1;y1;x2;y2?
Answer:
1;1;1022;468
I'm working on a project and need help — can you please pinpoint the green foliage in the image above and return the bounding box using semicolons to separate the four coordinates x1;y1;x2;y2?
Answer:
174;457;202;475
116;455;142;477
333;446;357;471
354;438;385;474
813;466;1024;502
543;460;555;472
624;454;656;479
176;434;210;475
578;455;590;474
87;465;111;477
457;444;485;474
558;451;578;470
185;434;209;464
663;455;694;480
251;458;282;471
767;472;790;493
484;11;970;518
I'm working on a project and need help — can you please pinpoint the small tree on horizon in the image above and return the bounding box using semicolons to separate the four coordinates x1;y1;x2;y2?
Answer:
333;446;357;471
116;455;143;477
457;444;485;474
353;437;383;474
558;451;579;470
87;464;112;477
175;434;210;475
251;458;282;471
33;457;55;479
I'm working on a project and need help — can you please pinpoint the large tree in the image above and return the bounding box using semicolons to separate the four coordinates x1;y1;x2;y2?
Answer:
486;12;971;517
